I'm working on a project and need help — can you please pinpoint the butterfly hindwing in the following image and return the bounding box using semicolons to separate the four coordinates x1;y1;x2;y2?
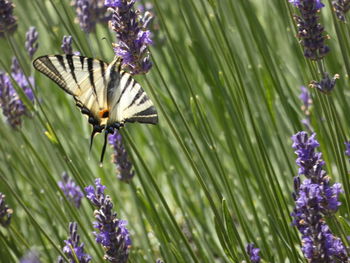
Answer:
106;67;158;125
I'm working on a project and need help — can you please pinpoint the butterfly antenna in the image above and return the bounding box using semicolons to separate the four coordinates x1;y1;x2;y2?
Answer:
99;131;109;165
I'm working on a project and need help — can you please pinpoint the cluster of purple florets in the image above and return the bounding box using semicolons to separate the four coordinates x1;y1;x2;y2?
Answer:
291;132;348;261
58;222;92;263
105;0;153;75
108;131;135;182
0;26;37;128
85;178;131;263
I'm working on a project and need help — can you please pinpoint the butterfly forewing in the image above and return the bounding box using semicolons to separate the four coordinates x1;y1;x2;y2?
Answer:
33;55;108;124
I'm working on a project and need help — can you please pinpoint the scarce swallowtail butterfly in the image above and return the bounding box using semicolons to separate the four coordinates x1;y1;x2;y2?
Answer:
33;55;158;163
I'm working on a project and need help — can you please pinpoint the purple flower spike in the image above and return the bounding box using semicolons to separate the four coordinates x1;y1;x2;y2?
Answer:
25;27;39;59
289;0;329;60
85;178;131;263
0;71;26;128
108;131;134;182
246;243;261;263
0;192;13;227
11;58;35;103
58;222;92;263
0;0;17;38
58;172;84;208
291;131;348;262
332;0;350;22
73;0;110;33
61;36;81;56
106;0;153;74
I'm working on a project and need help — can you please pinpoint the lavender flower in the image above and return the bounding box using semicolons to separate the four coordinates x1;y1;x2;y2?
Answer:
291;131;348;262
0;71;26;128
345;141;350;158
0;0;17;38
332;0;350;22
58;172;84;208
0;192;13;227
289;0;329;60
105;0;153;75
20;250;41;263
310;73;339;94
73;0;110;33
11;58;35;102
25;27;39;59
58;222;92;263
61;36;80;55
108;131;134;182
85;178;131;263
246;243;260;263
156;259;164;263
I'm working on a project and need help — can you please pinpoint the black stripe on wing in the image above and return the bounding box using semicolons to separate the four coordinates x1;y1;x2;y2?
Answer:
125;105;158;124
33;56;69;92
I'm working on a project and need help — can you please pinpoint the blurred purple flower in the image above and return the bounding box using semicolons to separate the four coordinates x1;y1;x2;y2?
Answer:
332;0;350;22
73;0;110;33
0;192;13;227
85;178;131;263
246;243;260;263
291;131;348;261
11;57;35;102
106;0;153;74
108;131;134;182
0;71;26;128
299;86;313;131
25;27;39;59
58;222;92;263
20;250;41;263
345;142;350;158
58;172;84;208
0;0;17;38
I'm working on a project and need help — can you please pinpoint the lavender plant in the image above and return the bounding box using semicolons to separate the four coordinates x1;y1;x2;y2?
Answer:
58;172;84;208
289;0;338;93
105;0;153;75
72;0;110;33
25;27;39;59
291;132;348;262
108;131;134;182
332;0;350;21
85;178;131;262
0;71;26;128
58;222;92;263
246;243;261;263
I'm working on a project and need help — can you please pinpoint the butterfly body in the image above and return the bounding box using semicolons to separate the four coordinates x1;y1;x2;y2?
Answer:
33;54;157;162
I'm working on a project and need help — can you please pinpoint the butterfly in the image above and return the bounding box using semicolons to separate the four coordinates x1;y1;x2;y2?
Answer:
33;55;158;163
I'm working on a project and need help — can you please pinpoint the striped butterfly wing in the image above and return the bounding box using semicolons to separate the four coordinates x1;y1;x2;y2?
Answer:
33;55;108;126
107;65;158;125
